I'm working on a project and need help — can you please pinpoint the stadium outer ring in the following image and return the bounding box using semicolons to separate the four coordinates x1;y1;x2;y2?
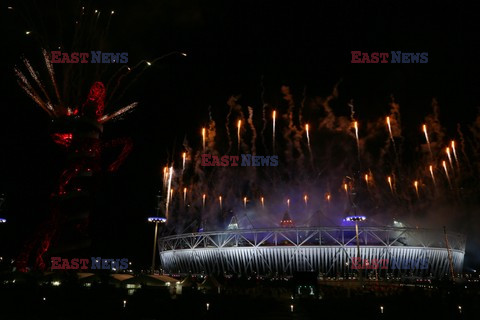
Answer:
158;226;465;277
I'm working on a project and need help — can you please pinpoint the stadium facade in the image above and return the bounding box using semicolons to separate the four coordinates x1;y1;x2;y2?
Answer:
158;226;465;277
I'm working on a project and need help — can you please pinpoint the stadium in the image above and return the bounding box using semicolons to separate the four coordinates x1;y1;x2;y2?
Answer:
158;221;466;277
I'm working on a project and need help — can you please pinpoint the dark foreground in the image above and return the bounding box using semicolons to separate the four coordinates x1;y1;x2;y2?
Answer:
0;275;478;320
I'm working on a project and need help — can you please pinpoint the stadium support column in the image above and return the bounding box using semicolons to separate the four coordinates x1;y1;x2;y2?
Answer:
148;217;166;274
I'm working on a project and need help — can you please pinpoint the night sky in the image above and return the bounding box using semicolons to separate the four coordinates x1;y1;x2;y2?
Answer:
1;1;480;269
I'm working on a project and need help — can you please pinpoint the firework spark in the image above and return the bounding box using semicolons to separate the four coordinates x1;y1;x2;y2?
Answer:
387;176;393;193
429;165;436;187
165;166;173;219
219;196;223;210
272;110;276;151
260;196;265;208
163;166;168;189
183;187;187;204
243;196;247;208
305;123;311;149
423;124;432;157
386;116;394;142
182;152;186;171
287;198;290;209
353;121;360;154
414;180;419;198
446;147;454;171
451;140;459;167
202;127;206;151
442;160;453;190
99;102;138;123
304;194;308;207
237;120;242;150
202;193;206;209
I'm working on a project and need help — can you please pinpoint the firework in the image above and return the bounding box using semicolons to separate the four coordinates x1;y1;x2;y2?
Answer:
442;160;453;190
387;176;393;193
429;165;436;187
165;167;173;219
422;124;432;157
202;127;206;151
183;187;187;204
446;147;454;171
163;166;168;190
305;123;311;149
202;194;206;209
148;82;480;240
42;49;62;108
451;140;459;167
386;116;394;142
272;110;276;151
353;121;360;154
99;102;138;123
237;120;242;150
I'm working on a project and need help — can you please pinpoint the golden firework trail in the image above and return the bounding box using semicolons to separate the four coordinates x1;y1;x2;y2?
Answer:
387;176;393;193
237;120;242;150
272;110;276;151
446;147;454;171
386;116;394;142
451;140;459;168
353;121;360;154
423;124;432;157
429;165;436;187
305;123;310;149
165;166;173;219
442;160;453;190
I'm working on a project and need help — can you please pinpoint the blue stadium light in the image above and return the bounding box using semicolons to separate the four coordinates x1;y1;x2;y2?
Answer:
344;215;366;222
0;218;6;223
148;216;166;223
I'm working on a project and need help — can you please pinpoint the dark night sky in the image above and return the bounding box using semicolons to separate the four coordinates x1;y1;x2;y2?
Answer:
1;0;480;269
